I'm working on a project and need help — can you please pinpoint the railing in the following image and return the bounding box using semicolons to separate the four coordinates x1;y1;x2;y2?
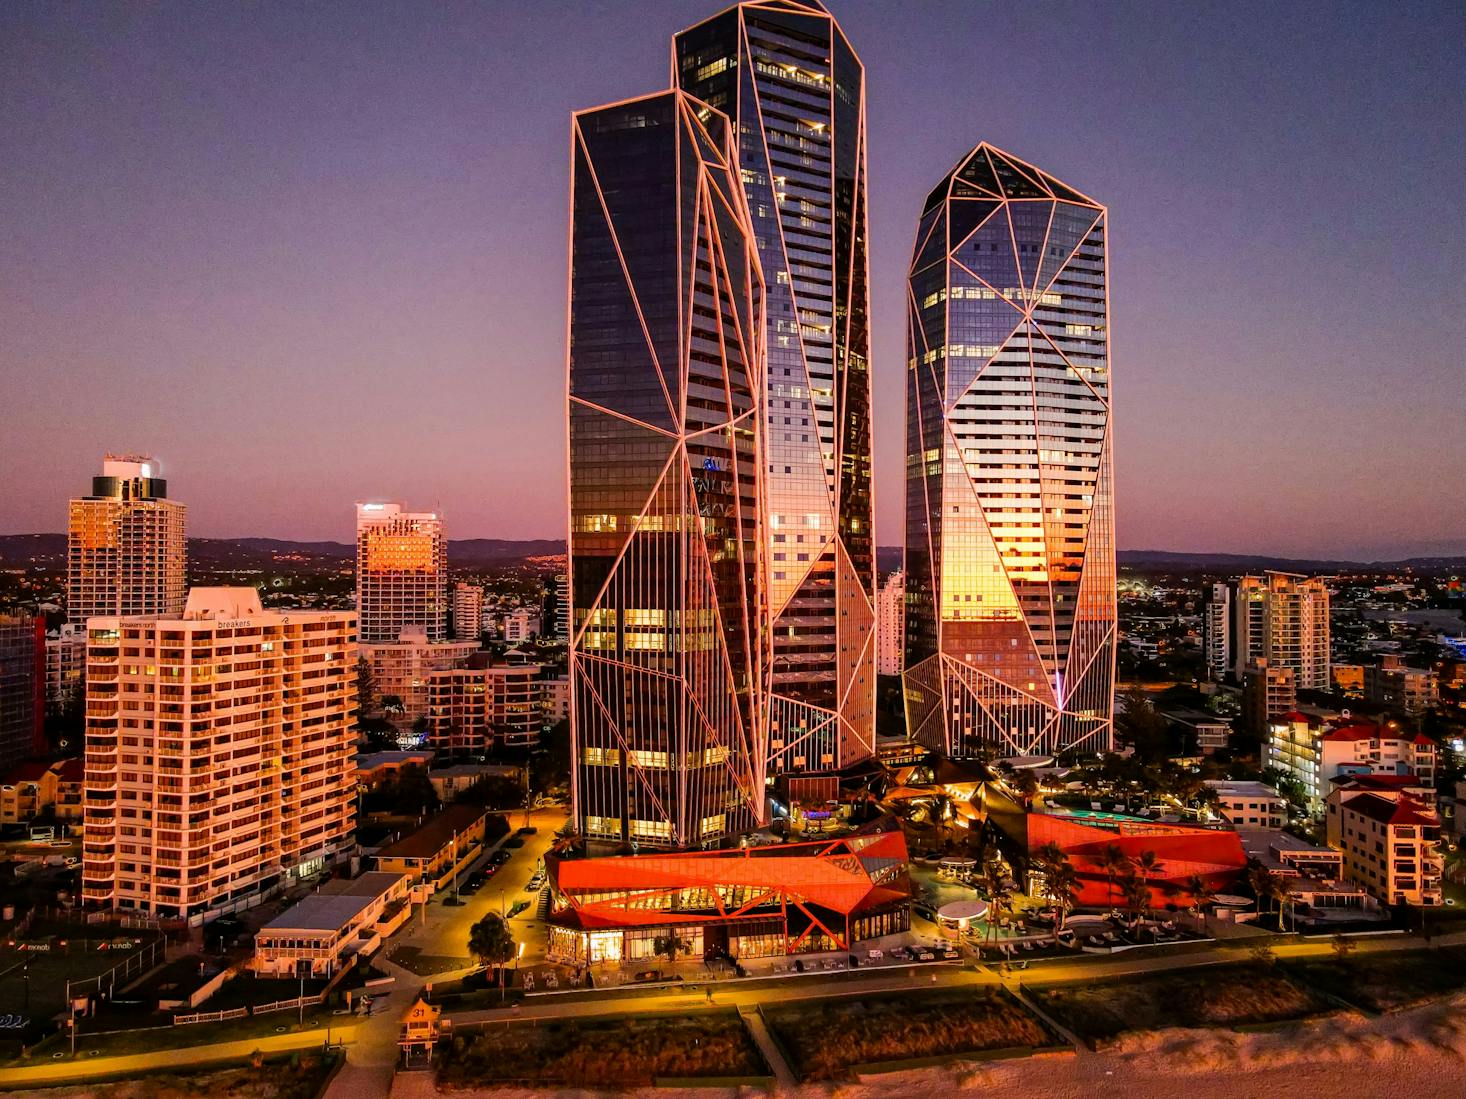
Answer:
175;1006;248;1026
252;990;326;1016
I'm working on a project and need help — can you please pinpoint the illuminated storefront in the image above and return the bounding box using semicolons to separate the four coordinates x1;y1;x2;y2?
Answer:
546;823;910;963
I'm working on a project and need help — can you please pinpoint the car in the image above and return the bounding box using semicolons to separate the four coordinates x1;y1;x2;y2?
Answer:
491;851;511;865
524;875;545;892
916;950;936;961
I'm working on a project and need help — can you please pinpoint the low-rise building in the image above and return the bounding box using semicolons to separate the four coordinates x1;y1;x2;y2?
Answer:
254;871;412;977
356;750;436;789
1364;655;1438;713
1162;708;1232;755
372;805;488;890
1269;712;1436;814
1331;663;1365;698
1326;788;1443;906
427;763;525;803
1206;780;1285;829
501;610;540;645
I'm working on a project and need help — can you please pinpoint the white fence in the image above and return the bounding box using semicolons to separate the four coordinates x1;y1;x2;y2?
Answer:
174;1006;248;1026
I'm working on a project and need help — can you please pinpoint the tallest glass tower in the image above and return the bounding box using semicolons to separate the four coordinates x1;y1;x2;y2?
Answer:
674;0;875;776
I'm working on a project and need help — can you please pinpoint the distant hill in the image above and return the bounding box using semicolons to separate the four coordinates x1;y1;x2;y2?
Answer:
2;533;1460;575
0;533;565;571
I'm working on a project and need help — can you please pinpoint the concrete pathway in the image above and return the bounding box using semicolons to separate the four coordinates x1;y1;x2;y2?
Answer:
738;1004;796;1088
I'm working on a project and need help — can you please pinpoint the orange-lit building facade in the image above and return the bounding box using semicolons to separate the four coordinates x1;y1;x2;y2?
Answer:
675;0;876;776
68;455;186;626
567;89;769;850
1025;812;1247;909
82;588;356;921
545;822;910;963
903;144;1115;758
355;502;447;643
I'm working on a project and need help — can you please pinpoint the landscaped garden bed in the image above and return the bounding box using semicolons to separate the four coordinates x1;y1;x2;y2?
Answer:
1288;948;1466;1012
1032;964;1335;1048
436;1013;766;1088
764;988;1054;1079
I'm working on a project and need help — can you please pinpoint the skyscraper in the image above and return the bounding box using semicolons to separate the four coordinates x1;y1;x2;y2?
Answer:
355;502;447;643
0;615;45;771
82;588;356;917
876;569;904;676
567;88;767;850
903;143;1115;758
1231;572;1330;690
1203;581;1231;681
67;455;186;624
674;0;875;775
453;581;484;641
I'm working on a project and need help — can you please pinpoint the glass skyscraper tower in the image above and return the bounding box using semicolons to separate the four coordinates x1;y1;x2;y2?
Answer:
567;89;768;850
674;0;875;775
903;143;1115;758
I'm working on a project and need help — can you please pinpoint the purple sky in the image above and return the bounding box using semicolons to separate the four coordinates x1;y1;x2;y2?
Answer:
3;1;1463;560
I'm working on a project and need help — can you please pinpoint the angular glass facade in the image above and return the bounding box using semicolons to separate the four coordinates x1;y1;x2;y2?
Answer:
903;144;1115;758
568;90;768;849
674;0;875;776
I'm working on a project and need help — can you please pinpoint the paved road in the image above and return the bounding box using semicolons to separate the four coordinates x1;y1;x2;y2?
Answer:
323;807;568;1099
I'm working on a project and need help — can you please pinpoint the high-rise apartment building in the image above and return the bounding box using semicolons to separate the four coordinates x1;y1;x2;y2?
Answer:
68;455;186;625
355;502;447;644
1244;657;1297;738
902;143;1115;758
1231;572;1330;689
1203;581;1230;681
361;629;478;721
0;615;45;772
567;88;767;850
81;588;356;918
427;656;544;752
876;570;905;676
674;0;875;775
45;623;86;717
453;582;484;641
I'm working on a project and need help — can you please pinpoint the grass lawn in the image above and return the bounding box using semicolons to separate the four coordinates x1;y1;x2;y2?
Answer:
437;1014;765;1088
1032;964;1335;1048
765;988;1053;1080
14;1049;340;1099
1288;948;1466;1012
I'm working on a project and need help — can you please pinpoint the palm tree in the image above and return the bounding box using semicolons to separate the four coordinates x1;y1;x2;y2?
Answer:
1099;844;1132;909
1120;872;1150;929
1186;873;1216;926
1044;860;1081;942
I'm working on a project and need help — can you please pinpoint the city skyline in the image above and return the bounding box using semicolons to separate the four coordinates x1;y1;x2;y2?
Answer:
3;1;1463;561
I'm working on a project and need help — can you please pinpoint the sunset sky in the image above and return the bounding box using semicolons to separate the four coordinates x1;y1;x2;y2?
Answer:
3;0;1463;560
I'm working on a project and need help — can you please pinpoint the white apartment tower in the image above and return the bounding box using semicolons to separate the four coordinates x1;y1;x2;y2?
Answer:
68;455;186;624
453;582;484;641
1203;581;1230;681
355;502;447;644
81;588;356;919
876;570;905;676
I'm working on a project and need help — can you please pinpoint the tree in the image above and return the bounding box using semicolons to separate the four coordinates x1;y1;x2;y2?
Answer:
1032;845;1080;940
652;931;693;968
468;913;516;990
1099;843;1132;908
1186;873;1216;923
353;657;375;723
1331;934;1357;963
1120;872;1150;928
1009;770;1040;805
